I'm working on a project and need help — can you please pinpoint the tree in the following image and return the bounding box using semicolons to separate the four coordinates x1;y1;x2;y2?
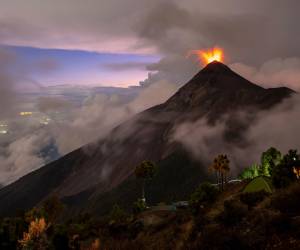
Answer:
260;147;282;176
272;149;300;188
209;155;230;190
134;160;157;202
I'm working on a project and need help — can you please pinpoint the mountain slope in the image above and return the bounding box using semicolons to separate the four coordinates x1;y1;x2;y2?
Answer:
0;61;294;216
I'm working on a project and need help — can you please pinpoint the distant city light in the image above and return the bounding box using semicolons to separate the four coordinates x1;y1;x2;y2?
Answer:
0;130;8;134
40;117;51;125
20;112;33;116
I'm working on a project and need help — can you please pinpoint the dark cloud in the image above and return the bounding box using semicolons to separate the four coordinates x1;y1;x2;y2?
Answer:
130;0;300;89
0;0;299;61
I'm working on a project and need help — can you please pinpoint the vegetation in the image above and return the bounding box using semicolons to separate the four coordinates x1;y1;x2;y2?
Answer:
239;163;260;180
260;147;282;176
19;218;49;250
209;154;230;190
132;199;147;214
239;147;282;180
109;204;128;224
189;182;219;214
219;199;248;226
240;190;269;209
1;148;300;249
272;149;300;188
134;160;157;202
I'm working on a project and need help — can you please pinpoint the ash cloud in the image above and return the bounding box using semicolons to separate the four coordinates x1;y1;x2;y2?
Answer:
133;0;300;88
1;0;300;60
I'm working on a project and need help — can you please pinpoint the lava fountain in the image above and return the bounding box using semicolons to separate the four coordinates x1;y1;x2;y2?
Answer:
188;47;224;66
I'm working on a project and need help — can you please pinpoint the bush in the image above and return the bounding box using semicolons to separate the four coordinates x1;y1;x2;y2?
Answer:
189;182;219;214
51;224;69;250
132;199;147;215
270;183;300;216
192;226;247;250
239;190;269;209
109;205;127;224
220;199;248;226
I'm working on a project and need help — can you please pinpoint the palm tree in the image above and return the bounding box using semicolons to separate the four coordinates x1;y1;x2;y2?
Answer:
134;161;156;202
209;154;230;190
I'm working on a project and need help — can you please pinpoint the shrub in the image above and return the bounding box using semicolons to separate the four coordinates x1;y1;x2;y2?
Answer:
19;218;50;250
220;199;248;226
109;205;127;224
132;199;147;215
239;190;269;210
189;182;219;214
51;224;69;250
193;226;247;250
270;183;300;216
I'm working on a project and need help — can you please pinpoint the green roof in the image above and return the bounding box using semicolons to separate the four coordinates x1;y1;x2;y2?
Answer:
243;176;273;193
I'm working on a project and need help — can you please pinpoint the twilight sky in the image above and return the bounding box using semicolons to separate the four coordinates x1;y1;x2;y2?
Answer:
4;45;158;87
1;0;300;88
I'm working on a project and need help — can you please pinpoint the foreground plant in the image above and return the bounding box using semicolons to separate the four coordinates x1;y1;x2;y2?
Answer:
19;217;49;250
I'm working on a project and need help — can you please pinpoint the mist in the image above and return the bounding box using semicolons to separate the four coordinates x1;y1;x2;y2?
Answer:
170;95;300;176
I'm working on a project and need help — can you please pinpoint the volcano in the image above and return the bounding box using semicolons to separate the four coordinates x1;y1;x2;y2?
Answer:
0;61;295;216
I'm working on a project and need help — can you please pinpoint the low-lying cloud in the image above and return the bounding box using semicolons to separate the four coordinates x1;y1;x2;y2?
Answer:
0;79;178;185
171;95;300;176
50;80;178;154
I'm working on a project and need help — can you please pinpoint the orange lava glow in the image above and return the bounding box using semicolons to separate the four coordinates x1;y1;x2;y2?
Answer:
188;47;224;65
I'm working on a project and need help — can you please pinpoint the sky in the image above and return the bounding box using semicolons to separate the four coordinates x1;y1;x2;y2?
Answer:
1;0;300;88
1;0;300;185
4;45;159;87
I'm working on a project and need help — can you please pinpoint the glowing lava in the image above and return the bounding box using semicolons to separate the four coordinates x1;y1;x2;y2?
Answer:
188;47;224;65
